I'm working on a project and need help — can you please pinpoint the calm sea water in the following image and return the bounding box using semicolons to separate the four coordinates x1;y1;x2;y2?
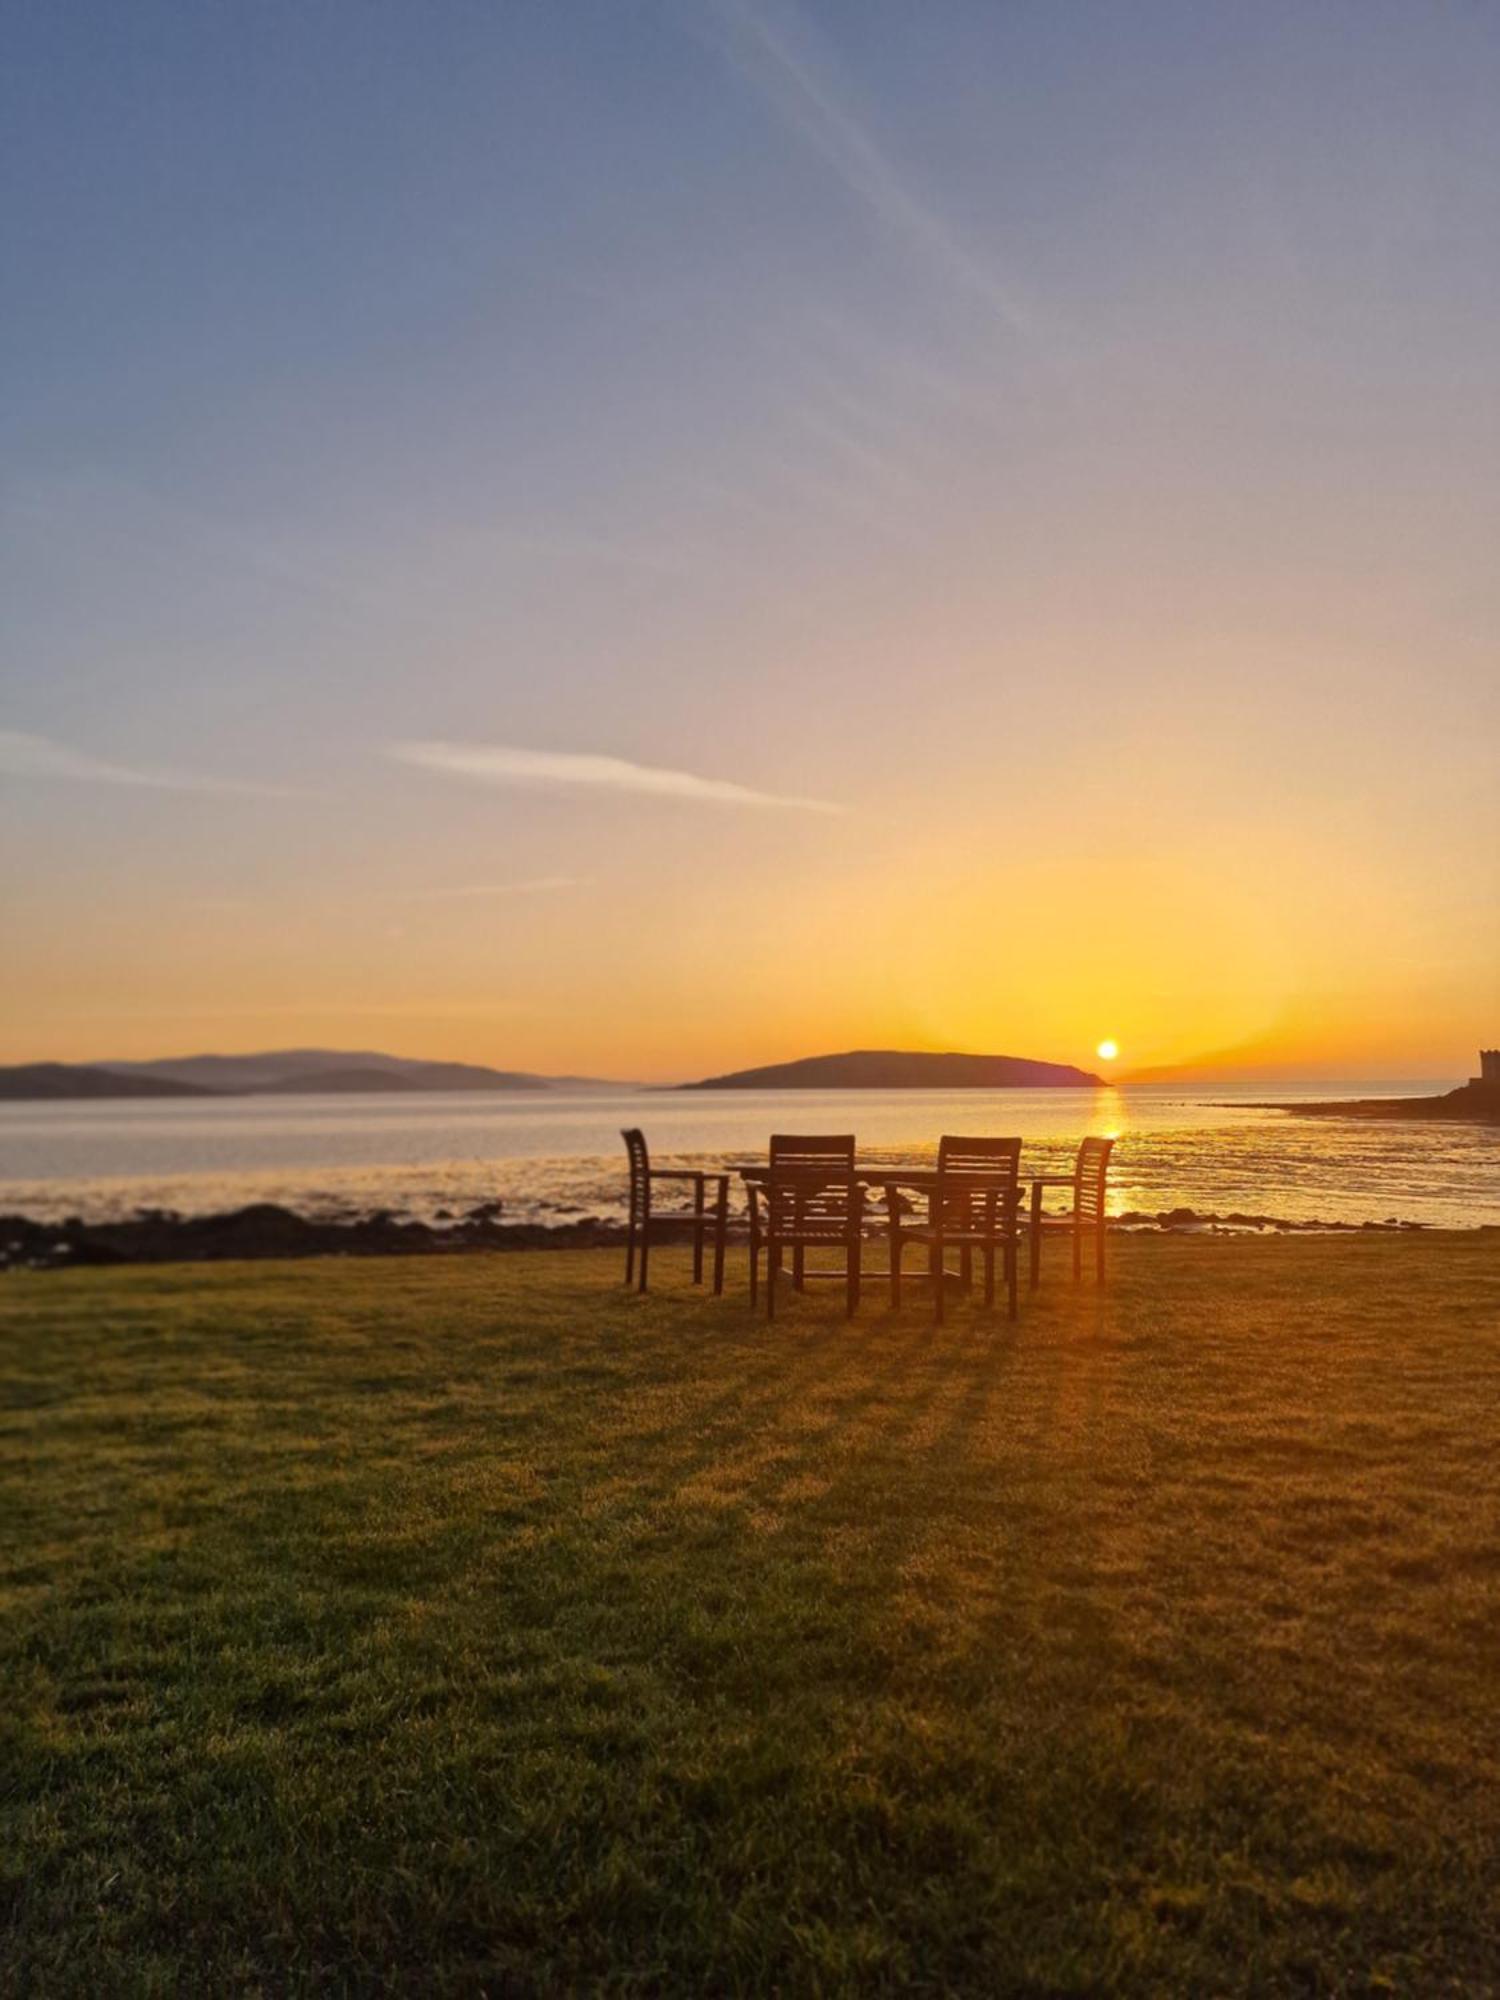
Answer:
0;1082;1495;1229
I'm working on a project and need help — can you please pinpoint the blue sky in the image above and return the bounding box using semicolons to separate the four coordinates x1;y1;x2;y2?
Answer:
3;2;1497;1075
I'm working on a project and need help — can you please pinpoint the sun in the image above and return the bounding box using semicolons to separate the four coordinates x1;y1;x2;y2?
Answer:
1095;1039;1119;1063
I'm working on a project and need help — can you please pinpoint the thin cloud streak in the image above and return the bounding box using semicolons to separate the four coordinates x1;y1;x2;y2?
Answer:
55;1001;534;1021
423;877;584;899
700;0;1036;341
390;741;844;815
0;730;290;797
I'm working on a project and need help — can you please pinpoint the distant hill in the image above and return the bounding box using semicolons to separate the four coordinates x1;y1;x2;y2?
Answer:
0;1063;213;1101
249;1066;447;1094
682;1049;1104;1090
0;1049;624;1102
249;1063;552;1095
98;1050;554;1093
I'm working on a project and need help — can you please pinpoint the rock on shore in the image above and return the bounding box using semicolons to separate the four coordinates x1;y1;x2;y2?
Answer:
0;1201;1432;1272
0;1202;631;1272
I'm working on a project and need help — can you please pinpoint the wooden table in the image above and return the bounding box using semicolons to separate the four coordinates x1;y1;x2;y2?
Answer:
732;1162;1044;1205
732;1162;1073;1293
733;1161;1042;1308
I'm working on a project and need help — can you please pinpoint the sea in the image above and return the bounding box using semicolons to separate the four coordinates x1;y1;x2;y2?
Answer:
0;1081;1495;1232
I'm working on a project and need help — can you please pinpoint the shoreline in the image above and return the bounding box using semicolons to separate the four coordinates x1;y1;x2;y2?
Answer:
1;1199;1468;1273
1253;1082;1500;1124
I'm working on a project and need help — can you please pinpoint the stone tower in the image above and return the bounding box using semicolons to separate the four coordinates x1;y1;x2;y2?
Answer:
1481;1050;1500;1086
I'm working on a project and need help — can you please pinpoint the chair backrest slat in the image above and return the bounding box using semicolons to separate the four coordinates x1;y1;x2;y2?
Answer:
769;1133;855;1172
1073;1136;1114;1219
935;1135;1020;1225
621;1128;650;1220
936;1135;1021;1178
766;1134;858;1236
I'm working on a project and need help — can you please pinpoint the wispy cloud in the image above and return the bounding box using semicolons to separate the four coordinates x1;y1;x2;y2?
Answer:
698;0;1036;341
55;999;535;1021
390;741;844;815
0;730;288;797
422;876;584;899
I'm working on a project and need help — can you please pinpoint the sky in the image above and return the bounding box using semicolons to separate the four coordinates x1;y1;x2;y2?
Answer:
2;0;1497;1082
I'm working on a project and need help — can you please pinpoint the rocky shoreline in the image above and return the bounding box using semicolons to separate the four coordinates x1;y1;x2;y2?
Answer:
0;1202;628;1272
0;1200;1440;1272
1257;1078;1500;1124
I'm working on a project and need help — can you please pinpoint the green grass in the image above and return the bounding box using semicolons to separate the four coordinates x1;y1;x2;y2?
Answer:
3;1236;1499;1996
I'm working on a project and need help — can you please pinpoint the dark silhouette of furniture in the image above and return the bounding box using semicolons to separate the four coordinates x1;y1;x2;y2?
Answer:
885;1136;1022;1321
621;1128;728;1294
748;1134;862;1320
1026;1136;1115;1286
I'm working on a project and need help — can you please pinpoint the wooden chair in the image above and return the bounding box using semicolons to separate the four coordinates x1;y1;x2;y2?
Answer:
622;1129;728;1295
887;1136;1022;1321
748;1134;862;1320
1026;1136;1115;1287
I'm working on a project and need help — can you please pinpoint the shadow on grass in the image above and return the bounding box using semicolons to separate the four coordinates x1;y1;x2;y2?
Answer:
1;1238;1497;1993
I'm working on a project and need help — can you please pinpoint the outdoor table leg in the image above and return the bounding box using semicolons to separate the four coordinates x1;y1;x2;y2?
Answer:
1030;1180;1043;1288
712;1179;727;1295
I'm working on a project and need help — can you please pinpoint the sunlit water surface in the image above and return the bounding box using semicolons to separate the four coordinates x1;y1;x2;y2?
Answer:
1;1083;1495;1229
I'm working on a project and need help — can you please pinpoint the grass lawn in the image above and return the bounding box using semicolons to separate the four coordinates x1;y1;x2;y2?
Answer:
3;1236;1499;1995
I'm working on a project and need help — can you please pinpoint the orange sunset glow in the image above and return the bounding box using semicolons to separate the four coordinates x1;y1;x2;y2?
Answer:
1;5;1494;1087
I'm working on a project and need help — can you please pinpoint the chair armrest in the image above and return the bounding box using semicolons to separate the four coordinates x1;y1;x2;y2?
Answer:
882;1180;927;1227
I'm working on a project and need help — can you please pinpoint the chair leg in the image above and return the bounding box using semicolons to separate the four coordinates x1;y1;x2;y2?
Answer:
793;1245;805;1293
712;1191;727;1296
889;1229;902;1309
1072;1214;1082;1281
1008;1240;1018;1321
749;1230;759;1307
1029;1185;1043;1288
960;1245;973;1291
638;1224;650;1294
766;1243;779;1321
933;1234;945;1324
983;1245;995;1308
625;1216;636;1287
1096;1217;1106;1285
691;1181;705;1285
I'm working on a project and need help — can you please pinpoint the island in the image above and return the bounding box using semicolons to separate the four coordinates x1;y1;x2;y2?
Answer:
682;1049;1104;1090
0;1049;615;1101
0;1063;214;1101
